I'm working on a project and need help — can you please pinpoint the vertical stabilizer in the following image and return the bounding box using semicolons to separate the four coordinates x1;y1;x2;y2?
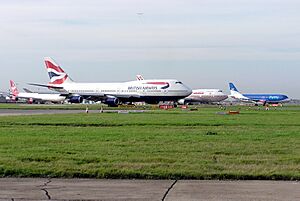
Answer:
9;80;19;97
229;82;250;101
229;83;239;92
44;57;73;85
136;75;144;81
229;82;242;97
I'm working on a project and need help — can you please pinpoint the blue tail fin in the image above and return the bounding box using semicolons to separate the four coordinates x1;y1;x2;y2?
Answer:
229;83;239;92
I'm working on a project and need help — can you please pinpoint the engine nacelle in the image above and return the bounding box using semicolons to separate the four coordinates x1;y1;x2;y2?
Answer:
103;97;119;107
28;98;34;104
69;96;83;103
12;96;18;101
177;99;186;105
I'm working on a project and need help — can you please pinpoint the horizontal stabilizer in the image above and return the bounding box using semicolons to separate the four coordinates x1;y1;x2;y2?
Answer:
28;83;64;90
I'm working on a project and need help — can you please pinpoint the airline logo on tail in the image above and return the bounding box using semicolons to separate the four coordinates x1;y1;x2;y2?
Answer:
229;82;251;101
10;80;19;97
136;75;144;81
44;57;70;85
229;83;239;92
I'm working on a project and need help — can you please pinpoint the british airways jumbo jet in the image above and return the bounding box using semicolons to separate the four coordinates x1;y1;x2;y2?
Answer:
136;75;228;104
30;57;192;106
229;83;289;105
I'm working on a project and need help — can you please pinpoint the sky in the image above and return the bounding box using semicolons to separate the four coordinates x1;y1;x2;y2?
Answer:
0;0;299;98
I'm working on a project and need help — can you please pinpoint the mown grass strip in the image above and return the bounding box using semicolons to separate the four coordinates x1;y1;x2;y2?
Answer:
0;107;299;180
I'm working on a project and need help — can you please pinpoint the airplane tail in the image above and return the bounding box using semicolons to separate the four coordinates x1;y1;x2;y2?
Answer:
229;83;239;92
229;82;242;98
44;57;73;85
9;80;19;97
228;82;251;102
136;75;144;81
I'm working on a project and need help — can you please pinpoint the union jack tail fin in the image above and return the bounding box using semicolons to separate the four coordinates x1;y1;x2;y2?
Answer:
44;57;73;85
9;80;19;97
136;75;144;81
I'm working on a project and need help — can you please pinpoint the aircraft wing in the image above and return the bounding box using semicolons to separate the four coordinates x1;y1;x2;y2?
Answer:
68;92;140;99
81;94;106;101
23;88;33;93
66;93;141;102
75;92;106;97
63;93;106;102
0;91;9;96
114;94;141;98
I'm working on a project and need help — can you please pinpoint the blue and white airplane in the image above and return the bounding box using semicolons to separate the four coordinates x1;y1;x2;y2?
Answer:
229;83;289;105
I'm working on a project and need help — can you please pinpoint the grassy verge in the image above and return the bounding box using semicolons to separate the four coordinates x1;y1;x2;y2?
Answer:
0;107;299;180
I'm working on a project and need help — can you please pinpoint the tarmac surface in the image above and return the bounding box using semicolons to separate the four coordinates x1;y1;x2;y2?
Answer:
0;109;145;116
0;178;299;201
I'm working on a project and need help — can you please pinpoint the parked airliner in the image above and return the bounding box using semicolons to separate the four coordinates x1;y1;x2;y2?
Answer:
30;57;192;107
178;89;228;105
10;80;66;103
229;83;289;105
136;75;227;104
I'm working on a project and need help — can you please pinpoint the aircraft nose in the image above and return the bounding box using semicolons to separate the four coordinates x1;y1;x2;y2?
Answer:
185;86;192;96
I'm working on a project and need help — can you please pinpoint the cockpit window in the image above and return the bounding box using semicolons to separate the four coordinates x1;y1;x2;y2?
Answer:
175;81;183;84
218;90;223;92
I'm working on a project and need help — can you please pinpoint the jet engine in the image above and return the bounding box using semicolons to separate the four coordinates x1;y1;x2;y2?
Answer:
11;96;18;101
28;98;34;104
69;96;83;103
103;97;119;107
177;99;186;105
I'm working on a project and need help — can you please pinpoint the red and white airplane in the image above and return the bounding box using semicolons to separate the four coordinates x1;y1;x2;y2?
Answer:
30;57;192;106
136;75;227;104
178;89;228;104
9;80;65;103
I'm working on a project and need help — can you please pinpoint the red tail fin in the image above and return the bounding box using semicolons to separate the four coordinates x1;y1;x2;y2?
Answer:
10;80;19;96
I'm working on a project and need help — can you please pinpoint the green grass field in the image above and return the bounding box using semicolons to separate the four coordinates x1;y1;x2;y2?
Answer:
0;106;299;180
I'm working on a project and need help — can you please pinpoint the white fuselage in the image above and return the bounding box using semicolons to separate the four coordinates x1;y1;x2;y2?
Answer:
16;92;65;103
53;79;192;102
179;89;228;104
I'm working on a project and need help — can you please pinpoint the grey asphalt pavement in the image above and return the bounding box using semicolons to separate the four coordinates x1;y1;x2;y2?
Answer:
0;179;299;201
0;109;145;116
